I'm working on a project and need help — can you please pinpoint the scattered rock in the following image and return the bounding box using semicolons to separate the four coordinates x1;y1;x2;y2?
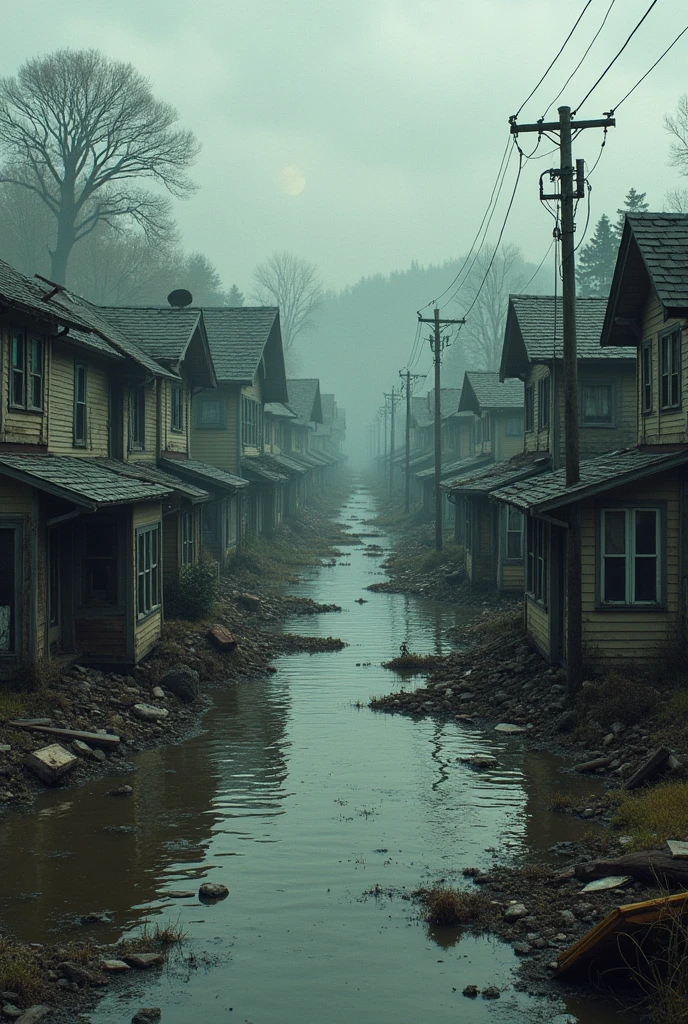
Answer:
494;723;526;734
106;785;133;797
158;665;200;703
132;1011;162;1024
151;687;165;700
14;1008;54;1023
199;882;229;902
503;903;528;922
71;740;91;757
237;592;262;613
123;953;164;969
101;960;130;972
131;704;169;722
462;985;478;998
2;1006;23;1021
559;909;576;926
482;986;500;999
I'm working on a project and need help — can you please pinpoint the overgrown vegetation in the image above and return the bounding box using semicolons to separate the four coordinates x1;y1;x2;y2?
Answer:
0;937;45;1004
613;782;688;852
382;647;443;673
417;887;494;929
166;559;219;621
579;670;659;729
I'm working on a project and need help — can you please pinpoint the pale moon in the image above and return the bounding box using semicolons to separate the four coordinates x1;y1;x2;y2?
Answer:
280;165;306;196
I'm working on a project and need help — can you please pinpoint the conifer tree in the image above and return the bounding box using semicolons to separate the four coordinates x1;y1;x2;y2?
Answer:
615;188;649;238
227;284;245;306
577;214;618;297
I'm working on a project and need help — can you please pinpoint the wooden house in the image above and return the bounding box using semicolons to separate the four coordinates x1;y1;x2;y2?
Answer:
286;379;326;498
493;214;688;668
412;389;476;509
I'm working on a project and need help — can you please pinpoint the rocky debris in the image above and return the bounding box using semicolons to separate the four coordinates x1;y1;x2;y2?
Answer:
158;665;200;703
14;1009;52;1024
208;624;238;652
123;953;164;969
199;882;229;902
151;686;165;699
24;743;77;785
462;985;478;997
237;592;262;613
101;959;130;972
503;903;528;923
131;703;169;723
482;986;500;999
58;960;109;986
2;1005;23;1020
132;1011;162;1024
106;785;133;797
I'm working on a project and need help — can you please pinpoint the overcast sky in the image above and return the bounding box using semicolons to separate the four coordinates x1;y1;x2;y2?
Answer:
2;0;687;298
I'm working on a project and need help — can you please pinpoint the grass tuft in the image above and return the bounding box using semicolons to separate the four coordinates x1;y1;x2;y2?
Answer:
418;887;495;929
580;670;658;729
382;652;443;674
613;782;688;852
0;938;45;1004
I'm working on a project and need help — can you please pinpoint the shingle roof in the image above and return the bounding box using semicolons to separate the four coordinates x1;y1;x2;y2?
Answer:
0;454;171;507
428;388;462;419
287;379;323;426
492;447;688;512
460;372;524;413
0;261;95;334
411;397;433;429
97;307;203;365
502;295;632;379
626;213;688;312
93;459;209;503
261;453;308;475
264;402;296;419
441;452;550;494
200;307;279;379
320;394;335;423
416;453;490;481
241;458;288;483
159;457;248;491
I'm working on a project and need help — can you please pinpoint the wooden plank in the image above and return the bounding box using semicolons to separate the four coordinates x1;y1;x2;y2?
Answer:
208;624;238;652
624;746;670;790
10;723;120;747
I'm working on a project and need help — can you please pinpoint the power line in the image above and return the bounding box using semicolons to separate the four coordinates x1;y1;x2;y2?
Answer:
518;237;555;294
512;0;595;119
610;22;688;113
573;0;659;115
541;0;617;119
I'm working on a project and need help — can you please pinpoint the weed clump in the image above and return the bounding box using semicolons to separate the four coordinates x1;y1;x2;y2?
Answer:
613;782;688;852
580;670;657;728
382;651;443;674
419;887;495;929
166;560;218;621
0;938;44;1004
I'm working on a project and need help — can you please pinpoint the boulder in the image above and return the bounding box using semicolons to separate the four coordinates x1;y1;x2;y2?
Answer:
123;953;164;969
503;903;528;922
237;592;262;613
158;665;200;703
131;703;169;722
199;882;229;902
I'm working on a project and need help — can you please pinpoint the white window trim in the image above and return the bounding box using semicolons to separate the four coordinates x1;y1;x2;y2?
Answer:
599;507;662;607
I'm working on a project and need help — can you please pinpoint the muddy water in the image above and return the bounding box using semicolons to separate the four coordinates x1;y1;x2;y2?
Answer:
0;488;622;1023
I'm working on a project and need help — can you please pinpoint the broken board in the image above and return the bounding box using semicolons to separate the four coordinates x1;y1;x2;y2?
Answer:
24;743;78;785
666;840;688;859
10;723;120;748
581;875;632;893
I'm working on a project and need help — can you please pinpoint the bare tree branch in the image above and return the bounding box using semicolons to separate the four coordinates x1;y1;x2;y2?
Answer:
251;251;323;351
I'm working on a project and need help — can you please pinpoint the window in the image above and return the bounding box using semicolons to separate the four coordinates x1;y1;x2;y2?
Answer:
74;363;87;446
538;376;550;429
130;386;146;449
197;395;224;428
171;385;184;432
0;524;20;654
525;385;534;432
526;518;548;604
660;329;681;409
642;342;653;414
181;511;194;566
241;396;263;449
505;414;523;437
581;381;614;425
482;415;491;442
82;523;118;607
9;331;44;410
506;506;524;560
136;524;160;617
600;508;661;606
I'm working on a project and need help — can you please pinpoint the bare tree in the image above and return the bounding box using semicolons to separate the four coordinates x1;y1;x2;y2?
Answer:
457;243;526;371
251;251;323;351
0;49;200;284
665;188;688;213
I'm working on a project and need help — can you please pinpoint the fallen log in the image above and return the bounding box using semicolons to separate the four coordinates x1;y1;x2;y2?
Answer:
574;756;613;773
575;850;688;887
10;722;120;748
624;746;670;790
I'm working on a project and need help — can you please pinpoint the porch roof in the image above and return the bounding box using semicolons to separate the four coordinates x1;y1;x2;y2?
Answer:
94;459;210;503
492;446;688;513
264;402;297;419
0;454;171;508
158;457;248;492
416;453;490;482
241;457;288;483
261;453;308;475
441;452;551;495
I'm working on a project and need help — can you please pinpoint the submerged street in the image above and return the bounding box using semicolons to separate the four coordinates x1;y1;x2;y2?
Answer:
1;489;620;1023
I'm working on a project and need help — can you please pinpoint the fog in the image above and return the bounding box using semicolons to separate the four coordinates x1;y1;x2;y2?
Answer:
1;0;687;460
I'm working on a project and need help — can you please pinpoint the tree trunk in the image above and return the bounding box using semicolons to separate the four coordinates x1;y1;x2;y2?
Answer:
50;191;77;286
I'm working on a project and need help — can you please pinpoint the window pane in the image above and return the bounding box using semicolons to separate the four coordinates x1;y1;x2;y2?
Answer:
604;511;625;555
635;558;657;602
635;511;657;555
604;558;626;601
583;384;612;422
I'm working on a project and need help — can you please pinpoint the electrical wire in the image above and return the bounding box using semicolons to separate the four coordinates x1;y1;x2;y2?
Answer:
540;0;617;120
573;0;659;115
609;22;688;114
518;238;555;294
512;0;595;119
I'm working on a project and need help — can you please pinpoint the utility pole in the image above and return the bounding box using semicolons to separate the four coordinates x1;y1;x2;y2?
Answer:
385;388;398;501
510;105;614;695
400;370;425;514
418;308;464;550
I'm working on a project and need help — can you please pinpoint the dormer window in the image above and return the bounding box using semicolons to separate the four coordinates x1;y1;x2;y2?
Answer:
660;329;681;410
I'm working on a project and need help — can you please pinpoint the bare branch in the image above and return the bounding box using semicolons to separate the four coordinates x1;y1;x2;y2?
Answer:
251;251;323;351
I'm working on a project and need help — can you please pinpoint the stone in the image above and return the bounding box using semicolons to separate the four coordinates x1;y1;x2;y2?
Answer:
59;960;108;986
559;909;576;926
237;592;262;613
494;723;526;734
132;1011;162;1024
199;882;229;901
123;953;164;969
14;1009;53;1024
1;995;20;1004
513;942;532;955
106;785;133;797
603;733;615;748
208;624;238;652
24;744;77;785
503;902;528;922
101;960;130;972
2;1006;23;1021
462;985;478;998
462;756;498;770
72;740;91;757
91;748;107;763
481;986;500;999
131;703;169;722
151;687;165;700
161;890;195;899
158;665;199;703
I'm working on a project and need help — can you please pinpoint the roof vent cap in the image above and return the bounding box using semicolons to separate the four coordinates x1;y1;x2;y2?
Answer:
167;289;193;308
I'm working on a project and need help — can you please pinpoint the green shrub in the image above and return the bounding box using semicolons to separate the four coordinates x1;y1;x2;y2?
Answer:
581;670;657;728
613;782;688;852
166;560;218;621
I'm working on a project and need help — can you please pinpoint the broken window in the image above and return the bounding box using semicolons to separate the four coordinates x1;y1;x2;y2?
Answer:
581;381;614;425
600;507;661;606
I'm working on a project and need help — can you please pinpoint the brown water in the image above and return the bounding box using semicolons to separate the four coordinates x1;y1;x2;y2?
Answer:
0;487;625;1023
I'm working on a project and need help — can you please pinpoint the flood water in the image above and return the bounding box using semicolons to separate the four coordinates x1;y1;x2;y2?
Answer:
0;487;623;1023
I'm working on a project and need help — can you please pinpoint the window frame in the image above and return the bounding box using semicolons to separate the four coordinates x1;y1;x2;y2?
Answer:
196;394;225;429
73;362;87;447
660;328;681;411
80;520;119;609
537;375;550;430
464;501;473;553
241;395;263;450
9;329;44;412
641;340;653;415
28;335;44;411
171;384;184;433
129;385;146;450
136;523;161;620
505;414;524;437
180;510;194;567
504;505;524;562
579;378;616;428
596;503;666;610
524;384;534;433
526;517;548;607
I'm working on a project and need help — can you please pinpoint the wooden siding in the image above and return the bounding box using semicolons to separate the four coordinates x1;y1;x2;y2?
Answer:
639;291;688;444
579;471;680;666
494;413;523;462
75;616;127;659
190;385;239;473
48;341;109;455
163;513;178;582
0;480;34;667
133;502;163;661
527;598;550;657
524;364;552;454
500;560;524;592
160;378;190;455
124;382;157;462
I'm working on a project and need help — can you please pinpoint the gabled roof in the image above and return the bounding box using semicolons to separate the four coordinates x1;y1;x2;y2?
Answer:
459;372;524;414
287;379;323;426
199;307;288;402
492;446;688;513
264;402;296;419
428;388;462;419
441;452;550;494
0;260;96;334
0;454;171;508
415;453;490;481
410;396;433;429
602;213;688;348
320;394;336;423
159;457;248;492
501;295;632;379
97;307;216;388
